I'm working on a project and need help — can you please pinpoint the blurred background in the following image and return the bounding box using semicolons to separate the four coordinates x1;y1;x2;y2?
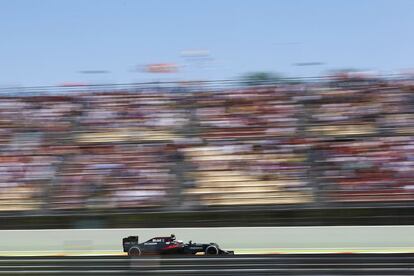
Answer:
0;0;414;230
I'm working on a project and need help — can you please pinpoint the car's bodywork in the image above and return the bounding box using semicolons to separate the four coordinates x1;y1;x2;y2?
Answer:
123;234;234;256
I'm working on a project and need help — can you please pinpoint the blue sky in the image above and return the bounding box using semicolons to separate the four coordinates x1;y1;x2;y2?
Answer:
0;0;413;86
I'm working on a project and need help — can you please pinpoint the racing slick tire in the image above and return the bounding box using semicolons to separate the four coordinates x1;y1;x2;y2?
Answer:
205;245;219;255
128;246;142;257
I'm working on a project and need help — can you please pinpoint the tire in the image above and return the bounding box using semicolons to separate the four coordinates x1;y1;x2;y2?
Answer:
128;246;142;257
205;245;219;255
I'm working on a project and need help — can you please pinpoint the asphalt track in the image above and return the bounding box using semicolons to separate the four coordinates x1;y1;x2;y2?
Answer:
1;254;414;275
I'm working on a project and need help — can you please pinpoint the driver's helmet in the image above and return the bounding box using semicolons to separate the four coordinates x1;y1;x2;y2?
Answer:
170;234;176;240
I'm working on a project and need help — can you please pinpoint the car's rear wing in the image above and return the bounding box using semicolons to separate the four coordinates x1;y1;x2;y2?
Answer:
122;236;139;252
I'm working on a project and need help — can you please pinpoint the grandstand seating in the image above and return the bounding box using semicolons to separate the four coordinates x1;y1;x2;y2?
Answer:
0;78;413;211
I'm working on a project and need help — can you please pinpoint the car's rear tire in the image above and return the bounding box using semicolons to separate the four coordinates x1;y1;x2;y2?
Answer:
205;245;219;255
128;246;141;257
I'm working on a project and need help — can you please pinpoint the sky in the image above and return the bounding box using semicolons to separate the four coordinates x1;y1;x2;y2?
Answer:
0;0;413;86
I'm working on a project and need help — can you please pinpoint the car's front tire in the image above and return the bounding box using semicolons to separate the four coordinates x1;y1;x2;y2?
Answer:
205;245;219;255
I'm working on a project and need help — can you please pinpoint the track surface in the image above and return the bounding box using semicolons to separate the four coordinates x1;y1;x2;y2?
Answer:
0;254;414;275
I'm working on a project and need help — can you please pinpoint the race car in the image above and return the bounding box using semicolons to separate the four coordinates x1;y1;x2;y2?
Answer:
122;234;234;256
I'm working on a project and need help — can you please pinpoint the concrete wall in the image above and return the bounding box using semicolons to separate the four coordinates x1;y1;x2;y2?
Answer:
1;226;414;256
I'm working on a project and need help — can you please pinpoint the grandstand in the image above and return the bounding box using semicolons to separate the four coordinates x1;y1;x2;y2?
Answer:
0;76;414;228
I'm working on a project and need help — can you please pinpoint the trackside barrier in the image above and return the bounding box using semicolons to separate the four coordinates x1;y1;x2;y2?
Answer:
1;226;414;255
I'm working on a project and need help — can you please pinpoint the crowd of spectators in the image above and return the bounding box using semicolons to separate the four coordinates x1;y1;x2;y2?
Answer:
0;76;413;212
182;87;312;206
307;79;414;203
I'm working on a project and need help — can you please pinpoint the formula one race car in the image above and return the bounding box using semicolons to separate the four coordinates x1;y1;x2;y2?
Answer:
123;234;234;256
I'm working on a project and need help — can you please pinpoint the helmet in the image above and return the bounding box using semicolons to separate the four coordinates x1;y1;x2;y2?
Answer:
170;234;176;240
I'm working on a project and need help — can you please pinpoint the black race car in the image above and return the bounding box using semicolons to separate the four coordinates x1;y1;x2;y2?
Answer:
123;234;234;256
